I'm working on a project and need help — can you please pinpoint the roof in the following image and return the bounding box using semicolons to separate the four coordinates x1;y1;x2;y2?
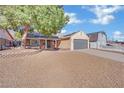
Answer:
60;31;89;40
0;29;14;41
87;31;106;42
8;30;15;39
64;32;78;37
27;32;59;39
60;31;79;39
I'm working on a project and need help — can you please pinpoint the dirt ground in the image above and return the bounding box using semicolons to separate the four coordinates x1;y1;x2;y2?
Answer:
0;50;124;88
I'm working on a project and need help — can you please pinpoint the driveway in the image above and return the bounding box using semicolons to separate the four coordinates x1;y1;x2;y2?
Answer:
75;49;124;62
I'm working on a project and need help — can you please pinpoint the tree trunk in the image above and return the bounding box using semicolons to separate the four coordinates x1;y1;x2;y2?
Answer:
22;25;29;48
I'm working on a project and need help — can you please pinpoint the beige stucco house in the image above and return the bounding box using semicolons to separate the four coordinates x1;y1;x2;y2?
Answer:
59;31;89;50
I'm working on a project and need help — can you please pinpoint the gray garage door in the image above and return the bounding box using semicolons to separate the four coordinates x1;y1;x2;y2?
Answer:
73;39;88;49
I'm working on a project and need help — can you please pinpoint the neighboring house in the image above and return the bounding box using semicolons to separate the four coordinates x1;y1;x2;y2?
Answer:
87;31;107;49
25;32;60;49
59;31;89;50
0;29;14;50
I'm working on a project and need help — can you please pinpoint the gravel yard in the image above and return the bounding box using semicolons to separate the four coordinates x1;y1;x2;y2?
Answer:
0;49;124;88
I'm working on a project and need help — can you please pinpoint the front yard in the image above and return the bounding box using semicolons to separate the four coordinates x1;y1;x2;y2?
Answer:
0;50;124;87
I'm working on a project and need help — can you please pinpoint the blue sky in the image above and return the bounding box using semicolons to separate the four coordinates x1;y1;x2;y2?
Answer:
62;5;124;41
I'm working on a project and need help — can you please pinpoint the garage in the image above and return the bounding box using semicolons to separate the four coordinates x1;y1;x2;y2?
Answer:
73;39;88;49
59;31;89;50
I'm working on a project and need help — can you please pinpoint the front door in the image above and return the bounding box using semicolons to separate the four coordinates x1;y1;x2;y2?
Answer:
47;40;51;48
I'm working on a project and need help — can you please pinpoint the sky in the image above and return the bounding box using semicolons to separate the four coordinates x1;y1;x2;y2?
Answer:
62;5;124;41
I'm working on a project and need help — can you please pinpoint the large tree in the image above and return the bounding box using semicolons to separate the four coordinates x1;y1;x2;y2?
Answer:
0;5;69;47
30;6;69;36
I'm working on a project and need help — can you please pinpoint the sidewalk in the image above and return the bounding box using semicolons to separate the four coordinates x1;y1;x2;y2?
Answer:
98;48;124;54
75;49;124;62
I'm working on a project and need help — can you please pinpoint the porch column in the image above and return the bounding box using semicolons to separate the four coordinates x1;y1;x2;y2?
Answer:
45;39;47;49
39;39;41;49
55;40;57;49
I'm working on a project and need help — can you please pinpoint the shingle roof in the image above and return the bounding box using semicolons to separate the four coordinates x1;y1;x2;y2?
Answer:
8;30;15;39
0;29;14;40
64;32;77;37
60;32;78;39
87;31;106;42
27;32;59;39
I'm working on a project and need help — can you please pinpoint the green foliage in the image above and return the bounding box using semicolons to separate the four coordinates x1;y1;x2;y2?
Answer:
15;31;22;39
0;6;20;30
30;6;69;36
0;5;69;36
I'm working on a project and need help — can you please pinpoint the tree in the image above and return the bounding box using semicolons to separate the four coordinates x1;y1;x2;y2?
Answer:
0;5;69;47
0;6;31;47
0;6;21;30
30;6;69;36
15;31;22;40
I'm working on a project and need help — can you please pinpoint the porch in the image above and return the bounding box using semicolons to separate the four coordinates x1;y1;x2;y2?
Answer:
25;38;60;49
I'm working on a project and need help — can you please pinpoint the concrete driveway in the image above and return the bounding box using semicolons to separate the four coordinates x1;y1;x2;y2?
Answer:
75;49;124;62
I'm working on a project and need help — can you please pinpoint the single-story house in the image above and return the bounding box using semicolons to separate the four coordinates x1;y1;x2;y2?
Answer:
25;32;60;49
0;29;14;50
87;31;107;49
59;31;89;50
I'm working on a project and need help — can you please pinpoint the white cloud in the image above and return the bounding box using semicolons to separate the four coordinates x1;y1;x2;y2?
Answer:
91;15;114;25
65;12;82;24
83;5;123;25
113;31;124;41
114;31;122;36
61;29;67;33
